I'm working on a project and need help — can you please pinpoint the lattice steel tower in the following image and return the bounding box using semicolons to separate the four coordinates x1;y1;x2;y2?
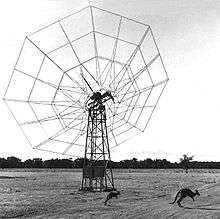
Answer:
81;91;115;191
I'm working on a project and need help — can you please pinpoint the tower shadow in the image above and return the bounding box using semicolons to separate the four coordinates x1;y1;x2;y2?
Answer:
183;206;220;211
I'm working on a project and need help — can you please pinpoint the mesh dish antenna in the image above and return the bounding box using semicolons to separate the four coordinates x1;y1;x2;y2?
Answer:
4;6;168;191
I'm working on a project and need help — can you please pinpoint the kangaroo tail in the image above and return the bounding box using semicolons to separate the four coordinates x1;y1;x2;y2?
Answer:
169;190;180;204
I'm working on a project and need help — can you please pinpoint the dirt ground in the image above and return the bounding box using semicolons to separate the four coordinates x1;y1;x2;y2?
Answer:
0;169;219;218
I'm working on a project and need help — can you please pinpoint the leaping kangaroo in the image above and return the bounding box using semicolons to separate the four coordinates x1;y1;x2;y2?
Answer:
104;191;120;205
170;188;200;207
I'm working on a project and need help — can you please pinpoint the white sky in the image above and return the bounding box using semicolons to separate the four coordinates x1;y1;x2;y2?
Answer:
0;0;220;162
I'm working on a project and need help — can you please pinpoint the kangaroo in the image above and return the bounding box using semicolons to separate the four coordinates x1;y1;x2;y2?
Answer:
104;191;120;205
170;188;200;207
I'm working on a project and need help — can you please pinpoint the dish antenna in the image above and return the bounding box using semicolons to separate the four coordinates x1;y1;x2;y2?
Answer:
4;6;168;191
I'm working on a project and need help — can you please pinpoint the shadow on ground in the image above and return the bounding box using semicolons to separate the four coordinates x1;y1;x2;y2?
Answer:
183;206;220;211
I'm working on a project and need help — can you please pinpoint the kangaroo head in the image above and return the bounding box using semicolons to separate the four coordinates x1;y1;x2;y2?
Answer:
195;190;200;196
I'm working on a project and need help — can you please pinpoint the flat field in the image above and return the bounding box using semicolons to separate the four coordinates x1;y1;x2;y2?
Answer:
0;169;220;218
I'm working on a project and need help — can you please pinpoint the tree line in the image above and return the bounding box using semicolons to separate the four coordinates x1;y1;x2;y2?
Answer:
0;156;220;169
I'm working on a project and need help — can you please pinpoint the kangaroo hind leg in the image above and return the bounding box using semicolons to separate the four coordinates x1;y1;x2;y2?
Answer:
177;197;183;207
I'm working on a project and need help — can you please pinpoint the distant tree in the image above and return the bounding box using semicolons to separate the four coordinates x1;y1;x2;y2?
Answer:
59;159;74;168
33;158;44;168
0;158;7;168
6;156;22;168
132;158;138;168
24;159;34;168
73;158;86;168
180;154;194;173
43;159;71;168
120;159;132;168
143;158;153;168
